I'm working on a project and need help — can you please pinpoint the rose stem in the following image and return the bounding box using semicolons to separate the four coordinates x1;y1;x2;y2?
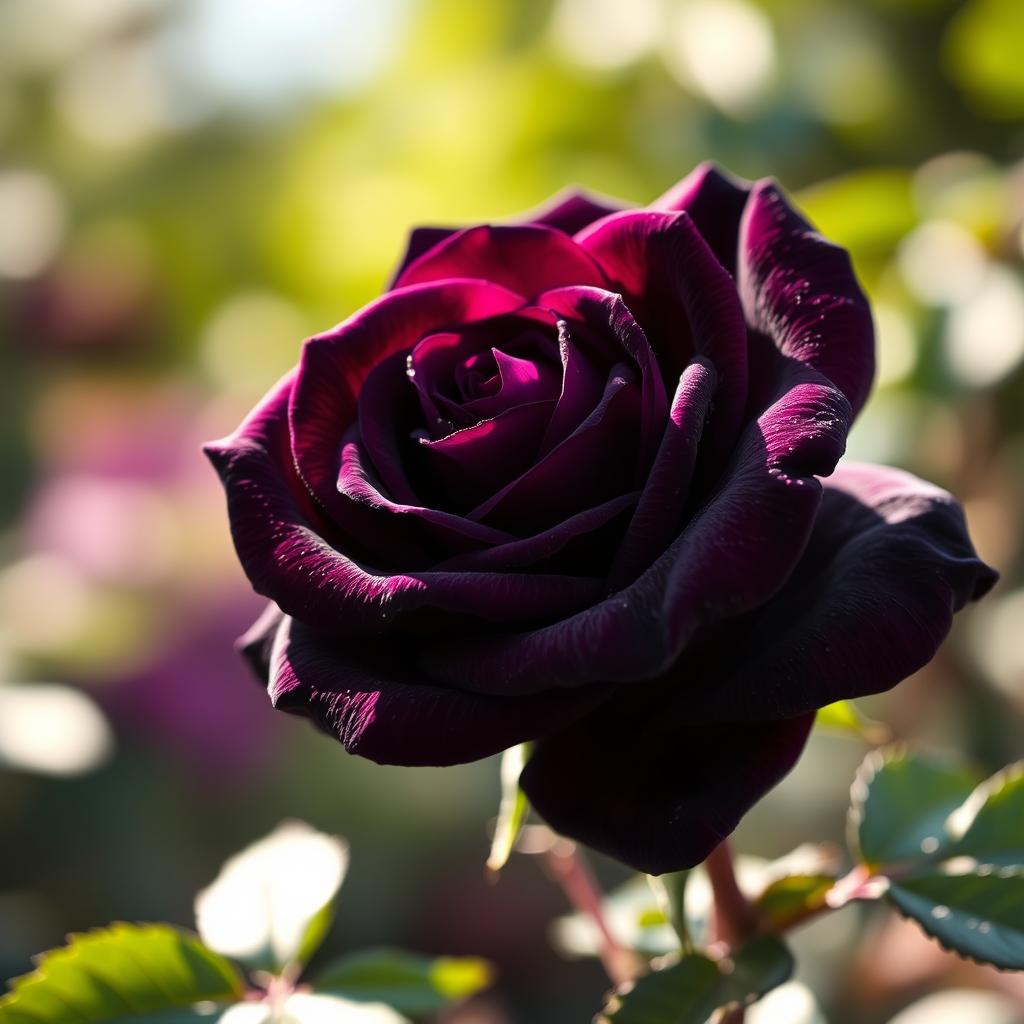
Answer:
705;838;758;948
544;838;644;987
705;839;758;1024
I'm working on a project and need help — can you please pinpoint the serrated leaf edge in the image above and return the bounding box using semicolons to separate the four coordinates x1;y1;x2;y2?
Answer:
847;743;907;866
0;922;245;1021
884;885;1024;973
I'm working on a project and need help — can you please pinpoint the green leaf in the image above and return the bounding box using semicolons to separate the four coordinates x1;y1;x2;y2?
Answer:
945;763;1024;867
755;875;837;933
850;747;979;870
313;948;494;1015
194;821;348;973
815;701;889;744
851;755;1024;969
293;901;335;972
646;873;691;953
874;761;1024;969
887;871;1024;970
0;923;245;1024
487;743;530;875
598;936;794;1024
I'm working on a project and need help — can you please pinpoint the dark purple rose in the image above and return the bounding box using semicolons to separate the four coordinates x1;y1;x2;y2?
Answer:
206;164;996;874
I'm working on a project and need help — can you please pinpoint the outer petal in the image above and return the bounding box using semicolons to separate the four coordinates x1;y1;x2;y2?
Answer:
205;373;604;633
420;362;851;695
262;615;612;767
739;180;875;415
575;210;748;458
651;161;751;277
521;697;814;874
388;227;455;286
237;601;284;682
387;188;628;284
518;186;628;235
393;224;608;297
674;462;999;723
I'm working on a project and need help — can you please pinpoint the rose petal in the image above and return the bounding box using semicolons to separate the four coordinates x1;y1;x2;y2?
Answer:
651;161;751;276
206;373;604;633
739;180;875;415
540;319;611;451
260;615;611;767
290;279;526;522
393;224;608;297
434;492;638;571
521;696;814;874
673;461;999;723
609;358;718;588
417;398;558;511
420;361;851;694
357;350;424;506
237;602;285;682
535;287;668;462
338;427;518;560
467;364;640;532
387;189;628;285
575;210;748;457
408;321;560;427
387;227;455;287
518;186;629;235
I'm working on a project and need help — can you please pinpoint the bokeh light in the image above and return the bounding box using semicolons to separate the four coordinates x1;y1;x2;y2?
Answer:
1;0;1023;1020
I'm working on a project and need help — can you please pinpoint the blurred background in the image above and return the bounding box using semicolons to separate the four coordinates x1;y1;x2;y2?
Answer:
0;0;1022;1021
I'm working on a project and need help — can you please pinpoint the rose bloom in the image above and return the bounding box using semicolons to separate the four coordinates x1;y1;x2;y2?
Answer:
206;164;995;874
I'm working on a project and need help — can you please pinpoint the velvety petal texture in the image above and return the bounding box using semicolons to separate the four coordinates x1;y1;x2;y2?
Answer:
207;163;996;875
263;616;611;767
521;694;815;874
671;462;998;725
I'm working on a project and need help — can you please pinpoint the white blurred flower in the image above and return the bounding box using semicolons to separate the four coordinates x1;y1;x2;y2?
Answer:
0;682;114;776
748;982;827;1024
221;994;410;1024
887;989;1024;1024
195;821;349;969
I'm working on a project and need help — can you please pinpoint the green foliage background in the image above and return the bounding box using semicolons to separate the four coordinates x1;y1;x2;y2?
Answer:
0;0;1022;1021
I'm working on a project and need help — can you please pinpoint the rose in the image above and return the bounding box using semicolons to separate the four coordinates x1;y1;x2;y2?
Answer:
206;164;996;874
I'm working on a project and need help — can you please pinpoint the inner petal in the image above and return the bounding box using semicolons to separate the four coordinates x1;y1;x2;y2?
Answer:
414;399;557;512
408;319;561;435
